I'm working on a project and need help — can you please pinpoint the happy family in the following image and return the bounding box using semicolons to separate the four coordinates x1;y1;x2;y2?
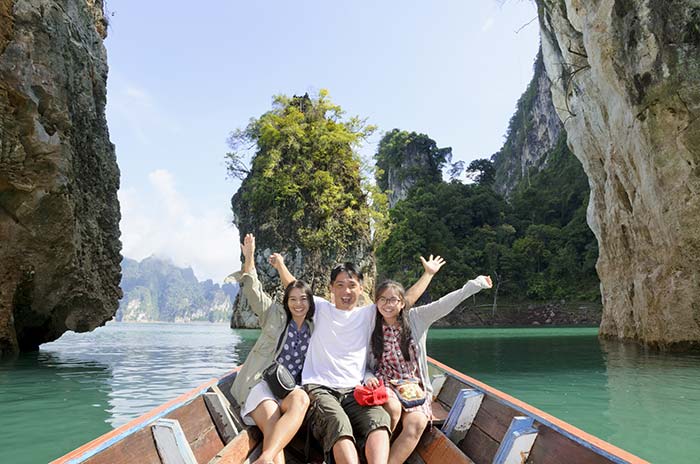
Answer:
225;233;492;464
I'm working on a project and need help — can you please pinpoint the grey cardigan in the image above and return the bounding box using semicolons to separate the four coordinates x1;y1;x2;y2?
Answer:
366;276;490;396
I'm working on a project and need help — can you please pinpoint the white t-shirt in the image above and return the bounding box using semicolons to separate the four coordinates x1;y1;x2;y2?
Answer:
301;297;376;389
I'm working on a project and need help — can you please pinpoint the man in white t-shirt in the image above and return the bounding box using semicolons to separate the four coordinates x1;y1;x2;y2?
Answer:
273;257;444;464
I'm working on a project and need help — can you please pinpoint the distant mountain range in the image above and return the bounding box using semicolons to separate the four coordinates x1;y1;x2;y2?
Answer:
117;256;239;323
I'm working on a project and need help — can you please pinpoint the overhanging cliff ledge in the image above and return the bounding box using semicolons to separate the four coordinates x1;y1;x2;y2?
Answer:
0;0;121;355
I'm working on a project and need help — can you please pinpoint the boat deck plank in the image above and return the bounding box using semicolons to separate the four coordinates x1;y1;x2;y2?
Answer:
460;423;500;464
82;427;162;464
166;396;225;464
470;395;520;442
208;428;261;464
416;426;475;464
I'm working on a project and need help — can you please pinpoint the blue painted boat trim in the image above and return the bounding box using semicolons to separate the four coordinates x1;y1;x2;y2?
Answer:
442;388;483;436
445;372;631;464
64;382;216;464
493;416;538;464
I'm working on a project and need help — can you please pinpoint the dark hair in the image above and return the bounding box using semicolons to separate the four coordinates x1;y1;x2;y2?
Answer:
282;280;315;323
371;280;413;362
330;262;363;284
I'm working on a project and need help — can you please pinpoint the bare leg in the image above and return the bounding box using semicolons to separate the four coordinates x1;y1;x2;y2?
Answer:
382;397;402;432
388;412;428;464
365;427;390;464
333;437;359;464
250;390;310;464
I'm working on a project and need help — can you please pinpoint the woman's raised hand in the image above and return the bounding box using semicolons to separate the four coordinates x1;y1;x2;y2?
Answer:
420;254;446;275
241;233;255;262
475;275;493;288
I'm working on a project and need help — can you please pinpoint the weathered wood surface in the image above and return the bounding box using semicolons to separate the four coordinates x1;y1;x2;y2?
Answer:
460;424;500;464
204;391;239;442
151;419;198;464
470;395;520;442
415;426;475;464
525;424;615;464
208;428;261;464
83;427;162;464
167;396;225;464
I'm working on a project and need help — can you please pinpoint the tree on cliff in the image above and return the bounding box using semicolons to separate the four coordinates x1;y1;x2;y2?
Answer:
374;129;452;192
226;90;377;301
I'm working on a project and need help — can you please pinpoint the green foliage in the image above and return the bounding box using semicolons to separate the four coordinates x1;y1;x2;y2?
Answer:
377;130;599;303
465;159;496;186
377;182;508;300
229;90;375;256
374;129;451;191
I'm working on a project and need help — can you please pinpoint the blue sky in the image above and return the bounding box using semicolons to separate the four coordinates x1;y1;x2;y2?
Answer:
105;1;541;283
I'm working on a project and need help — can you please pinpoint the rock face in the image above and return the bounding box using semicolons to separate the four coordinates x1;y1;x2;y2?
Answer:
492;50;565;198
375;129;450;208
537;0;700;347
0;0;120;355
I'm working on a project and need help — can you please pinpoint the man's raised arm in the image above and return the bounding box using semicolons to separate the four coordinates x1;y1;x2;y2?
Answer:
404;254;446;307
269;253;296;288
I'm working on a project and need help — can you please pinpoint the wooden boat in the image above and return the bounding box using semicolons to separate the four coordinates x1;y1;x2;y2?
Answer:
51;357;648;464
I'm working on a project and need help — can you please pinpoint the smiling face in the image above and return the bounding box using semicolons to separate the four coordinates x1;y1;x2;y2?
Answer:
330;271;363;310
376;286;405;325
286;287;310;320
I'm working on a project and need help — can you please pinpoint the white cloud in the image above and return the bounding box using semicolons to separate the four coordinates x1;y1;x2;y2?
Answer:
119;170;240;283
481;17;495;32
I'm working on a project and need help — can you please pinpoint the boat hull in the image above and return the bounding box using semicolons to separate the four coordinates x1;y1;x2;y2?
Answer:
51;358;648;464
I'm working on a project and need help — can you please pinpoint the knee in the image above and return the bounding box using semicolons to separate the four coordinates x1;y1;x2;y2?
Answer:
384;399;401;422
403;414;428;439
286;389;310;412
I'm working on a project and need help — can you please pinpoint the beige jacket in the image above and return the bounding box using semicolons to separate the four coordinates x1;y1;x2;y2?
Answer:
228;269;312;407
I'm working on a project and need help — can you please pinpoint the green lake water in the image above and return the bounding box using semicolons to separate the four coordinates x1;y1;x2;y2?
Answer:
1;323;698;463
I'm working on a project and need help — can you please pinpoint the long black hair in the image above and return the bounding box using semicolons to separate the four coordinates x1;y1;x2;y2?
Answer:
282;280;315;323
371;280;413;362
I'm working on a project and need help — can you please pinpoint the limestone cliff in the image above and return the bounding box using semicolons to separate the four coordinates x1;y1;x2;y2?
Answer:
375;129;451;208
492;49;565;198
0;0;120;355
228;93;375;328
537;0;700;347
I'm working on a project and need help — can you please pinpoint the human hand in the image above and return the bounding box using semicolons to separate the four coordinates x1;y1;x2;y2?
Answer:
269;252;285;269
365;377;380;389
420;254;446;275
475;275;493;288
241;234;255;262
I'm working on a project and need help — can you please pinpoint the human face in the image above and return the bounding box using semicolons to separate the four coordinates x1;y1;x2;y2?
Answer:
376;287;405;325
330;271;363;310
287;288;310;321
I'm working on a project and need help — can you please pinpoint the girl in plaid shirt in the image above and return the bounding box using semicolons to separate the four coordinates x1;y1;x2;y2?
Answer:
365;271;492;464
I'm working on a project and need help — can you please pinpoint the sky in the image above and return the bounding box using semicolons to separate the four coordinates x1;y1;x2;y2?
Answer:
105;0;541;283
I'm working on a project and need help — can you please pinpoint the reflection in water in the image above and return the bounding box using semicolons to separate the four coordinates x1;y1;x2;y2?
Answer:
0;322;247;464
0;350;112;464
42;322;245;428
600;339;700;464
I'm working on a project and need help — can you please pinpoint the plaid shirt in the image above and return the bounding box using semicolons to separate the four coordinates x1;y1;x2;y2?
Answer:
375;322;419;382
